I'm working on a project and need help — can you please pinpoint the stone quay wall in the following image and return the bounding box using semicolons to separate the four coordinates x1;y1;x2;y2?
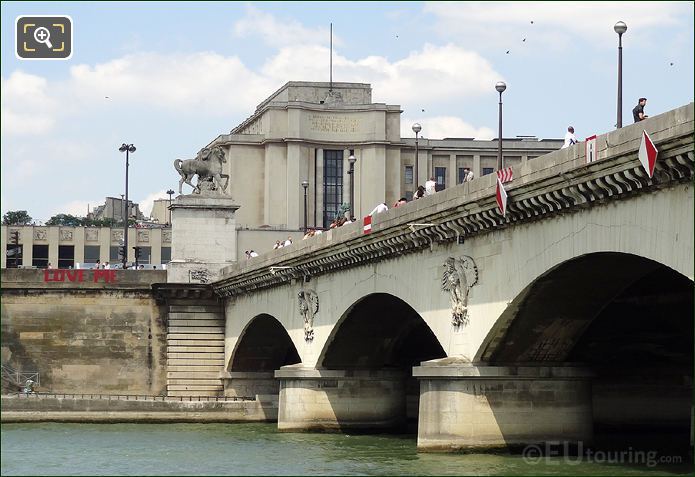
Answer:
1;269;168;395
1;394;276;423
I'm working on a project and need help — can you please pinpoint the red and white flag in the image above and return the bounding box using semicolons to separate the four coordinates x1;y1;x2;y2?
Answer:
497;167;513;183
638;130;659;178
496;177;508;216
363;215;372;234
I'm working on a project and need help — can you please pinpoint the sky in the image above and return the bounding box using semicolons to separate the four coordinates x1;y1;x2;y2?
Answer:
1;1;693;223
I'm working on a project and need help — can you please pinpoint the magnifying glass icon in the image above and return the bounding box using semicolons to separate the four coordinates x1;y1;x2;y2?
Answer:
33;27;53;49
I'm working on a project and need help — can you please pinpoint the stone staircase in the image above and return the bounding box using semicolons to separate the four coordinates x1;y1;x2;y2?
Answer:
166;301;225;397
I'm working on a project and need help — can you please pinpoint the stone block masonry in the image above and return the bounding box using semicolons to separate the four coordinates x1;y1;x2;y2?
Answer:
1;269;168;395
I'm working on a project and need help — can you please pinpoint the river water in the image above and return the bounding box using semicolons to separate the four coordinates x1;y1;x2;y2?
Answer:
1;423;692;475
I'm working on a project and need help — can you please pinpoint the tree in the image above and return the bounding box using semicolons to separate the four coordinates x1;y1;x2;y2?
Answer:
2;210;33;226
45;214;83;227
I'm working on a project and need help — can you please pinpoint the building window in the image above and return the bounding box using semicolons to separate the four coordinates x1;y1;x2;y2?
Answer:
161;247;171;264
6;244;22;268
458;167;467;184
110;246;120;262
136;246;151;265
84;245;100;264
58;245;74;269
435;167;446;191
482;167;495;176
32;245;48;268
323;150;344;228
405;166;414;185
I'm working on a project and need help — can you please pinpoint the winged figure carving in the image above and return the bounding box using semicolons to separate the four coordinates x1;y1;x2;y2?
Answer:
298;289;320;341
441;256;479;326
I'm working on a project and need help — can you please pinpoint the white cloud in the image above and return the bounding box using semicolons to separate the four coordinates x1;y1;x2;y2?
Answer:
424;1;692;50
233;4;338;48
262;43;501;106
138;190;169;218
1;72;58;135
68;52;274;112
50;200;100;218
401;116;495;140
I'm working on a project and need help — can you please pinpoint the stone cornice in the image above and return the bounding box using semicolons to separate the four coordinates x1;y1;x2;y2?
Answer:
212;104;694;298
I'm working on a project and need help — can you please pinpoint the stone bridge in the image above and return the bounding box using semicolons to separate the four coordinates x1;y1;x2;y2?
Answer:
205;104;693;451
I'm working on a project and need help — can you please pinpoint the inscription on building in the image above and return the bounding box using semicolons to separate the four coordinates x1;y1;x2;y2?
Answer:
308;114;360;133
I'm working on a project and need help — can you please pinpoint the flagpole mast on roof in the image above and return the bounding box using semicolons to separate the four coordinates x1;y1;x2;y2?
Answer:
329;22;333;92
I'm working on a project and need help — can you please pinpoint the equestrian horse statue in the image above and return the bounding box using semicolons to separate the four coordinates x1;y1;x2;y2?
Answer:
174;146;229;195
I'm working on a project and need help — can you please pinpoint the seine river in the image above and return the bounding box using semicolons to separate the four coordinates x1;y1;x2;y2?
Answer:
1;423;692;475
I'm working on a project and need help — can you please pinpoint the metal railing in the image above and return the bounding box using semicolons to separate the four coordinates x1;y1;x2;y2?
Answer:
13;392;254;402
1;364;40;387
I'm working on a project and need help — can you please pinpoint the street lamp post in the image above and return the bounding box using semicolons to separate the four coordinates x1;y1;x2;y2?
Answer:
166;189;175;225
412;123;422;186
614;21;627;129
118;143;136;269
495;81;507;171
348;154;357;218
301;180;309;232
120;194;125;226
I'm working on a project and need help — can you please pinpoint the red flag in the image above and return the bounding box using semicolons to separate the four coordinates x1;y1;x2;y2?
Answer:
496;177;508;216
638;130;659;178
363;215;372;234
496;167;513;183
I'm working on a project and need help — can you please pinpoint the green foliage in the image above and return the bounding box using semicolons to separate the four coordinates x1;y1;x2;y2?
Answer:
45;214;121;227
2;210;33;226
45;214;83;226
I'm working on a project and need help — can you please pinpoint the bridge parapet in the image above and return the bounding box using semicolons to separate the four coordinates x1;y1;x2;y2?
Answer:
213;103;694;297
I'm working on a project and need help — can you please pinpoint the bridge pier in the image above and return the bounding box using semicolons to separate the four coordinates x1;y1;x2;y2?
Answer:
275;367;407;431
414;361;594;452
222;371;278;398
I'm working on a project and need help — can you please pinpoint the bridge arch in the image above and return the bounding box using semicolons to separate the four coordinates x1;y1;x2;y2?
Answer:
475;251;693;364
228;313;300;372
475;251;693;446
224;313;301;399
318;292;446;370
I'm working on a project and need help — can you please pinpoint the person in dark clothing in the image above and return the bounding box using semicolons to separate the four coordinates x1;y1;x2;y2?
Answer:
633;98;648;123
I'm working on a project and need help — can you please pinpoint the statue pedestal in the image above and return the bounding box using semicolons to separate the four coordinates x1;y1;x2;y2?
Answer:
167;195;240;284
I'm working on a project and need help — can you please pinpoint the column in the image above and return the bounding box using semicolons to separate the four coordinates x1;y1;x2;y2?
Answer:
1;226;6;268
21;226;34;267
449;154;457;187
316;148;324;226
276;367;407;431
47;227;59;268
74;227;85;265
99;227;111;262
151;229;162;265
473;154;481;178
414;362;593;452
286;143;301;230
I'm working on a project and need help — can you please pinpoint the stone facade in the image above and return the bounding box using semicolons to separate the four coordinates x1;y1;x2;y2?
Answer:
0;225;171;269
1;269;168;394
206;81;562;235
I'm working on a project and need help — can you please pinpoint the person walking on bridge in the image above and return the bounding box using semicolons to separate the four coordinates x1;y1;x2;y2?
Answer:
562;126;578;149
633;98;648;123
